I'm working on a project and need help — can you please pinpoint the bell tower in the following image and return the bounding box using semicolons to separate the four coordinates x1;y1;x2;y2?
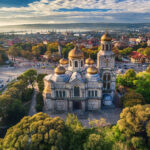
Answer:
97;33;116;104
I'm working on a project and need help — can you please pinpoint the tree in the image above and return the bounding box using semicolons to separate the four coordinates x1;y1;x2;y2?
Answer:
134;72;150;103
117;105;150;149
120;91;145;107
1;113;67;150
62;43;74;58
8;45;20;61
144;47;150;56
0;94;25;124
21;69;37;88
116;69;136;87
37;74;47;92
47;42;58;53
83;134;104;150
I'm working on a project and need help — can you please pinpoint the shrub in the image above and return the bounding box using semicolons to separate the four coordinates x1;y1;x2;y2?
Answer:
36;92;44;112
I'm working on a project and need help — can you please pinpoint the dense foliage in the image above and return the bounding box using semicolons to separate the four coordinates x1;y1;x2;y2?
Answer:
0;69;37;126
116;69;150;104
36;92;44;112
0;46;8;65
1;105;149;150
0;104;150;150
120;91;145;107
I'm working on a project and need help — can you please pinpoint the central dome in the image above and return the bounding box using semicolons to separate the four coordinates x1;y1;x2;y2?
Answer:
59;58;68;65
87;66;98;74
85;57;94;65
101;33;112;41
68;46;84;59
55;66;66;75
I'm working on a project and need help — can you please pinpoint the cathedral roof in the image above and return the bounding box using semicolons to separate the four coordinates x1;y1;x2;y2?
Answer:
59;58;69;65
68;46;84;59
101;33;112;41
87;66;98;74
69;72;84;82
85;57;95;65
55;66;66;74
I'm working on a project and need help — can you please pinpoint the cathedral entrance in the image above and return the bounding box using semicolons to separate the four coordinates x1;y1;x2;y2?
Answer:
73;101;82;110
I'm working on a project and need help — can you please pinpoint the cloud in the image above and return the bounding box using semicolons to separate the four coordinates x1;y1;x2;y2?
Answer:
0;0;150;25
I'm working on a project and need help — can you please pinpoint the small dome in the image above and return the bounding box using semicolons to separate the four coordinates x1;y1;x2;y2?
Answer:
55;66;66;75
59;58;68;65
101;33;112;41
68;46;84;59
85;57;94;65
87;66;98;74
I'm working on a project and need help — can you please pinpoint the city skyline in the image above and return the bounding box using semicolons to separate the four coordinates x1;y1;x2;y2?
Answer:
0;0;150;26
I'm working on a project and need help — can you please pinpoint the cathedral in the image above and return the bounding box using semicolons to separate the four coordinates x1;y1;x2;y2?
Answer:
43;33;116;112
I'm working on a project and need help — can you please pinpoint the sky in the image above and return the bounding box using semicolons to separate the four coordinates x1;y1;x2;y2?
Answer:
0;0;150;26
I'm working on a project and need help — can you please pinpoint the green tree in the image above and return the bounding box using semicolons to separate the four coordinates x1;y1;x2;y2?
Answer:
134;72;150;103
144;47;150;56
2;113;67;150
84;134;104;150
20;69;37;88
117;105;150;149
120;91;145;107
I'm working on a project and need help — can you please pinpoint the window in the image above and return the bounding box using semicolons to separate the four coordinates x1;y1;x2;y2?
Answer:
56;90;66;98
104;75;107;81
74;86;80;97
103;82;106;88
63;91;66;97
59;91;62;98
103;73;111;90
92;91;94;97
106;44;108;50
108;74;111;81
88;90;98;97
75;61;78;67
81;61;83;67
95;91;97;97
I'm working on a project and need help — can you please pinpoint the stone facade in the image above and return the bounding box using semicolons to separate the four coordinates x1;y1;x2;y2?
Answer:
43;33;116;112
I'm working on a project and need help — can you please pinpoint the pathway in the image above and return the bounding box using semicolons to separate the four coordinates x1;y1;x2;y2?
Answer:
29;89;37;116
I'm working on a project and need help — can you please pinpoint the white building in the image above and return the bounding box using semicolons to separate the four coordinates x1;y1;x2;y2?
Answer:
43;33;116;112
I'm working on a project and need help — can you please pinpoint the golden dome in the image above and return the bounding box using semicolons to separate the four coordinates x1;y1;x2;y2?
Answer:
87;66;98;74
101;33;112;41
59;58;68;65
55;66;66;75
68;46;84;59
85;57;95;65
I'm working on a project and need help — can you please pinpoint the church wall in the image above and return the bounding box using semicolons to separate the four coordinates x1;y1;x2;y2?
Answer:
88;99;101;110
55;100;68;111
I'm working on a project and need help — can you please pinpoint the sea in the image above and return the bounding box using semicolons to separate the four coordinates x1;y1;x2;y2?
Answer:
0;23;150;34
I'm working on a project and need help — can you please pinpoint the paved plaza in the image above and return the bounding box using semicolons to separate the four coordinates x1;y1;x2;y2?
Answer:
44;108;122;127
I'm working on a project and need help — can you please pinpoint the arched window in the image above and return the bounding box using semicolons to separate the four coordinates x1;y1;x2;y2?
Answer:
103;74;107;81
74;86;80;97
103;73;111;90
108;74;111;81
75;61;78;67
